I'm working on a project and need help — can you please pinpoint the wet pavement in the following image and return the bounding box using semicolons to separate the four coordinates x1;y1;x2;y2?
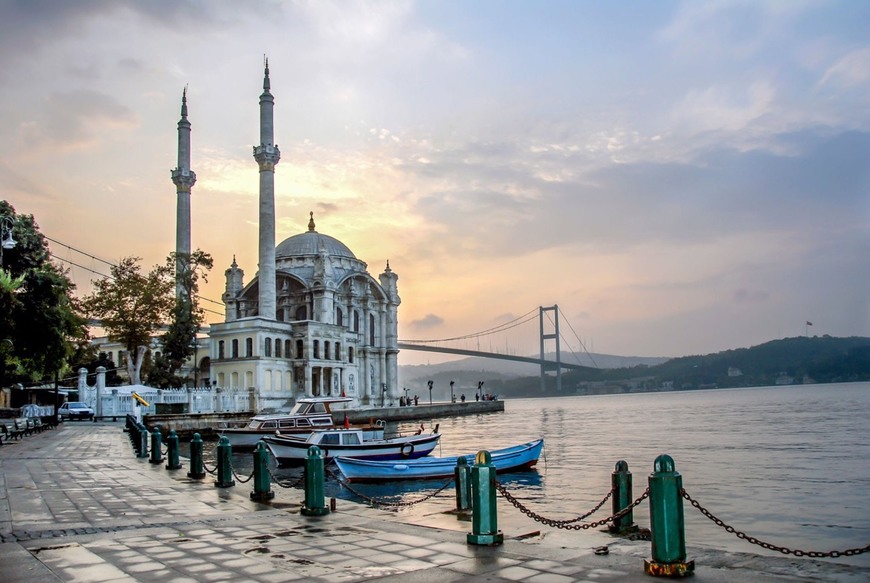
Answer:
1;422;866;582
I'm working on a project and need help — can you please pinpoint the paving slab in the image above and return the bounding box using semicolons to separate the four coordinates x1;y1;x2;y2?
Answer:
1;422;866;582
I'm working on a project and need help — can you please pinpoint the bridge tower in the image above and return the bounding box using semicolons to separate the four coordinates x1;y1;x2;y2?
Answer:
539;305;562;392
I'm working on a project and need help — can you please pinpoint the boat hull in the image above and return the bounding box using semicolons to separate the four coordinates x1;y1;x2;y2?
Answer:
263;433;440;466
223;426;384;451
334;438;544;482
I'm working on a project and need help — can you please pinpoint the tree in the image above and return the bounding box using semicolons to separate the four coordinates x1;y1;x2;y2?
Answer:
0;201;89;389
149;249;213;388
82;256;174;385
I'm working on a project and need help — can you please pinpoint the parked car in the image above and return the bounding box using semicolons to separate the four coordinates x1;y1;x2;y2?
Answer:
58;402;94;421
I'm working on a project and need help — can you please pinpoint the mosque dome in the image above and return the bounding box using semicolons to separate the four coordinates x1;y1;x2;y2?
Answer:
275;212;356;260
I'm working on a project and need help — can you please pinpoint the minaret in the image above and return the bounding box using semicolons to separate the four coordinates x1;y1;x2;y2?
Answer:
253;58;280;319
171;87;196;299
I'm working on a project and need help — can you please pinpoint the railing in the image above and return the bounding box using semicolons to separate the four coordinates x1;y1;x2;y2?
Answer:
86;386;252;417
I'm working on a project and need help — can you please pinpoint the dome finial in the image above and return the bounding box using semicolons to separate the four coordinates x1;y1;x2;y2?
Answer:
308;211;316;232
385;260;391;272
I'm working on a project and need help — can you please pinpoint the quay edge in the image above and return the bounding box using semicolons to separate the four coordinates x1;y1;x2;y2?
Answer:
143;400;504;440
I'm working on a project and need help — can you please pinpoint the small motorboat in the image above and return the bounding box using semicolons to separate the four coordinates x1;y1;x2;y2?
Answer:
334;438;544;482
220;397;384;450
263;427;441;466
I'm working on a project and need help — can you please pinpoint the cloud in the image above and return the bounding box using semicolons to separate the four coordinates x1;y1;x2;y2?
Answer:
819;47;870;89
409;313;444;330
19;90;138;150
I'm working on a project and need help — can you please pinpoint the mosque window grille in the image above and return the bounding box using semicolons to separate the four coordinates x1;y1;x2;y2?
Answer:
265;338;272;357
245;338;253;358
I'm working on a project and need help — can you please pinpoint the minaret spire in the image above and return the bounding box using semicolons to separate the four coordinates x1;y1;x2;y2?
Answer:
253;58;280;319
171;86;196;300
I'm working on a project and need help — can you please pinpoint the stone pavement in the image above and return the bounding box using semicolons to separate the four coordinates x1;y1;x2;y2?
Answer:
0;423;865;582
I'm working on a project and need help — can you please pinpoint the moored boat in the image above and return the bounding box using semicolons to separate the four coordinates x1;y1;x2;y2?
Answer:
220;397;384;450
334;438;544;482
263;428;441;466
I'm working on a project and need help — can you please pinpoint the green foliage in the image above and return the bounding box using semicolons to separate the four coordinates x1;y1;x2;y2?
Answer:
0;201;89;387
148;249;213;387
82;256;175;382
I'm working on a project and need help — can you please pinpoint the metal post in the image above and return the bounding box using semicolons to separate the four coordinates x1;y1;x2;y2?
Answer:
165;429;182;470
187;432;205;479
301;445;329;516
149;428;163;464
609;460;638;534
427;380;433;405
467;450;503;546
214;436;235;488
645;454;694;577
250;441;275;501
450;380;455;403
137;426;149;458
454;456;472;514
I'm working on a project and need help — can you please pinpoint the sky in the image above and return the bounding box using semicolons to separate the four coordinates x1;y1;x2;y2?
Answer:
1;0;868;364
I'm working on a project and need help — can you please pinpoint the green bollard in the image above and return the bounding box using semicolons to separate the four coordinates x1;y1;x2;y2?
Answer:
165;429;182;470
250;441;275;501
644;454;695;577
137;427;149;458
214;436;235;488
187;433;206;479
609;460;639;534
467;450;503;546
149;428;163;464
454;456;472;513
301;445;329;516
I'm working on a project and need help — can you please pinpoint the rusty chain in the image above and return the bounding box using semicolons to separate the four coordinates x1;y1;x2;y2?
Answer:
327;469;454;509
681;489;870;558
496;480;649;531
266;465;305;489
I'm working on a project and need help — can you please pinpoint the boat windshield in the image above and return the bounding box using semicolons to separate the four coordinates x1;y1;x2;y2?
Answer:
320;433;340;445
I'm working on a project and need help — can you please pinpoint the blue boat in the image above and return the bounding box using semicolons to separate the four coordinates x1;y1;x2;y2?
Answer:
334;438;544;482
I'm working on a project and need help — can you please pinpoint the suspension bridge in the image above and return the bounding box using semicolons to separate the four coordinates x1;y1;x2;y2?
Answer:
399;305;598;391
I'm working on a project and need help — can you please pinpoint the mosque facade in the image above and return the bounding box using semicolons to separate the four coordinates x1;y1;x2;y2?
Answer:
174;63;401;411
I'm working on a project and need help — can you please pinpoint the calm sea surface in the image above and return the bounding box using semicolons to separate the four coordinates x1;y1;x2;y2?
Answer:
224;382;870;567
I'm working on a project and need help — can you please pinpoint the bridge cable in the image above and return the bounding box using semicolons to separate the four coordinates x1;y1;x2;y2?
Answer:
399;307;539;344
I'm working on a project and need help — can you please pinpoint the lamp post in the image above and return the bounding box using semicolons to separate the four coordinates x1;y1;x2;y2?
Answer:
450;380;455;403
403;386;410;403
0;215;16;267
427;380;433;405
478;381;484;401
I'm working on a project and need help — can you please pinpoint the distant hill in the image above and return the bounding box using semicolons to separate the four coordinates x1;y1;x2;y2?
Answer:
482;335;870;398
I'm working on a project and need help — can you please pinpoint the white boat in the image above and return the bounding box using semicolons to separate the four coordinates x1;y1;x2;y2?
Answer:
221;397;383;450
262;427;441;466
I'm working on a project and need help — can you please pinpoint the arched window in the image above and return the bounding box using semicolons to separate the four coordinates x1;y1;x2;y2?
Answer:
369;314;376;346
265;338;272;357
218;341;225;359
348;347;354;363
274;340;282;358
324;341;331;360
336;307;343;327
335;342;341;361
353;310;360;332
295;305;307;321
314;340;320;359
296;339;303;359
285;339;292;358
231;340;239;358
245;337;253;357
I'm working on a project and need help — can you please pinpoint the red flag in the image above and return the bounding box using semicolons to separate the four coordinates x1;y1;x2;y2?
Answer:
343;413;350;429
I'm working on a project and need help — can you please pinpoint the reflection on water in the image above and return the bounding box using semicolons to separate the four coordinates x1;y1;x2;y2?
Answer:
188;382;870;567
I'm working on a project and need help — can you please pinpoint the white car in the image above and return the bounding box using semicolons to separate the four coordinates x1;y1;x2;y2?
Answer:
58;402;94;421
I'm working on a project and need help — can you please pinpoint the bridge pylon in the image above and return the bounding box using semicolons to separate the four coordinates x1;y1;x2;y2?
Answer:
539;305;562;392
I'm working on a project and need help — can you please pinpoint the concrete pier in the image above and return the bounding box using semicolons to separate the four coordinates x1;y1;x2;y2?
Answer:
1;422;864;582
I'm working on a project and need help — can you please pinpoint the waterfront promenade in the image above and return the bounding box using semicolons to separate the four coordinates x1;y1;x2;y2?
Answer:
0;423;863;582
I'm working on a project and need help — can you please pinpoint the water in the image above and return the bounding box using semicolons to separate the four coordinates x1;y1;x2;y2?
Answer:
217;382;870;567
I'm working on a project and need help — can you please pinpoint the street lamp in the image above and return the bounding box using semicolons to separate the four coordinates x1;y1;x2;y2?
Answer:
427;380;433;405
450;380;455;403
0;215;16;267
403;386;410;403
478;381;484;401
